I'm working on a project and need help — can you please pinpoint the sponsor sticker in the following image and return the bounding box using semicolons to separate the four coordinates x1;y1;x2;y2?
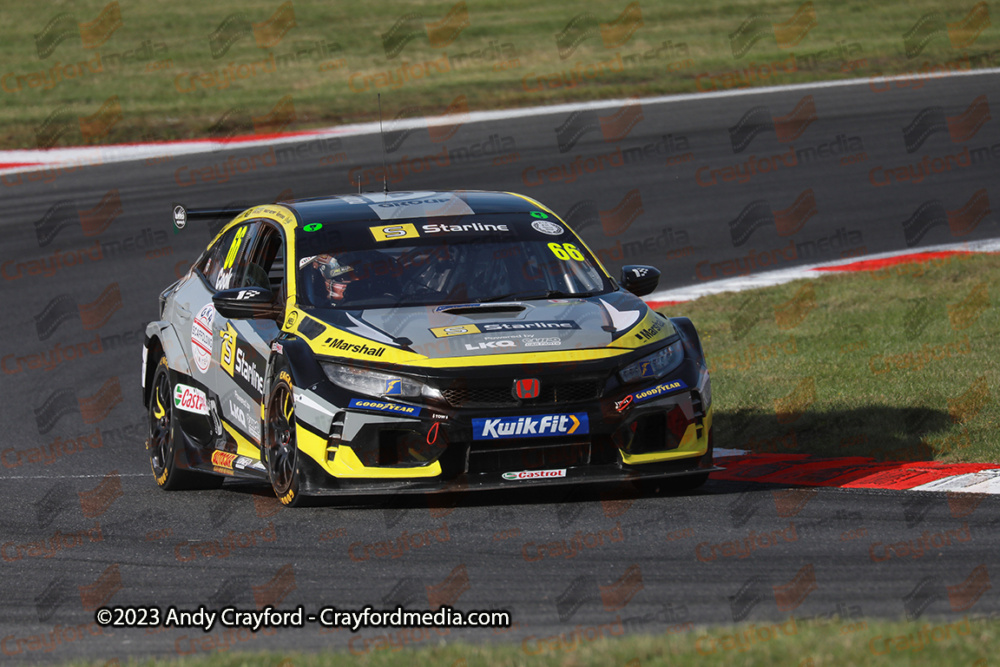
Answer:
219;322;267;400
173;384;208;415
523;337;562;347
385;378;402;395
431;321;578;338
368;194;474;220
348;398;421;416
502;469;567;480
531;220;564;236
633;380;688;403
473;413;588;440
190;304;215;373
234;455;266;472
211;450;237;469
369;223;420;242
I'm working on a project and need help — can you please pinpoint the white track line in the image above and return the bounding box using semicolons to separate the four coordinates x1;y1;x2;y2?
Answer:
3;67;1000;174
644;237;1000;304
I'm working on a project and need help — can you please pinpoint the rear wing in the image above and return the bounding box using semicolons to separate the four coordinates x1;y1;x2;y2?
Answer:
171;203;248;231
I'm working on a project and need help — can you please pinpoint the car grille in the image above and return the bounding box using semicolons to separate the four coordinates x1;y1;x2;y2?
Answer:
441;379;602;408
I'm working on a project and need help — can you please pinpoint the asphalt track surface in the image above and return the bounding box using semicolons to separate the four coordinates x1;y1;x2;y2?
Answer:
2;72;1000;663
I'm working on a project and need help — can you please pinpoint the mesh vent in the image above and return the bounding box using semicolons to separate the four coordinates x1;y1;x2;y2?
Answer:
442;380;601;408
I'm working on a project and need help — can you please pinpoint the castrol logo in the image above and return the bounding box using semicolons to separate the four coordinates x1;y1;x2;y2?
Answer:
173;384;208;415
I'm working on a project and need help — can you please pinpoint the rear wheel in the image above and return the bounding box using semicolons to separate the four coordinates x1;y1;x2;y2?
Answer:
147;355;223;490
264;371;308;506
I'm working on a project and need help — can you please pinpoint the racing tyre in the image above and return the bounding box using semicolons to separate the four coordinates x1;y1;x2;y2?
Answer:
264;370;309;506
148;354;224;490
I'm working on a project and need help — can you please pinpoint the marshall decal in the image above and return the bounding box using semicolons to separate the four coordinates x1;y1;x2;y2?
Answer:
218;322;266;400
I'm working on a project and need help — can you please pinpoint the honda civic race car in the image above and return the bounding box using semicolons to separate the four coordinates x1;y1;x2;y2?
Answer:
142;190;717;505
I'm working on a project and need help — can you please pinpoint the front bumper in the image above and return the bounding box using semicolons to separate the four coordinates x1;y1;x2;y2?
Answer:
292;358;715;496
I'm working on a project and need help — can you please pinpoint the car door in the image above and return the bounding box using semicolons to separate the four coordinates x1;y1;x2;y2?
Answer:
210;220;285;455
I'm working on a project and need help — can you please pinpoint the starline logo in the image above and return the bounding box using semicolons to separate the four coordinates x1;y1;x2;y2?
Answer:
208;1;296;58
33;377;122;433
728;1;817;58
728;189;817;247
902;1;990;58
554;98;643;153
901;94;990;153
34;1;122;58
729;95;817;153
32;189;122;248
381;1;470;59
33;282;121;341
898;189;989;246
554;2;643;60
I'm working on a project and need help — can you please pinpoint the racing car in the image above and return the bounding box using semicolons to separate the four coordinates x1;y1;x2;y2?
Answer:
142;190;717;505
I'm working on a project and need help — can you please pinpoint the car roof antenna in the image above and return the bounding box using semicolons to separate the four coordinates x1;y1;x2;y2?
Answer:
378;93;389;195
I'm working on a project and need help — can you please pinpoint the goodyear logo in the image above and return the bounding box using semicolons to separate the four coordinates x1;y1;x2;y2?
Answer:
348;398;420;416
473;413;588;440
385;378;402;395
634;379;688;403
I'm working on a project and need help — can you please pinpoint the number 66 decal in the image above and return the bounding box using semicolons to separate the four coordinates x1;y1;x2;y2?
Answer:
548;242;585;261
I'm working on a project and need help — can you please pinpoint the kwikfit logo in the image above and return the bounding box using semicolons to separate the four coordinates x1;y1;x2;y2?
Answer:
473;413;588;440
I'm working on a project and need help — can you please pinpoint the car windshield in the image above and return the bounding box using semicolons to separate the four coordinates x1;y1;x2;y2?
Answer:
295;213;613;309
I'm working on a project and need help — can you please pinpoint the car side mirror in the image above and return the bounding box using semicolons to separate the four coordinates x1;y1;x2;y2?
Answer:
212;287;282;320
620;265;660;297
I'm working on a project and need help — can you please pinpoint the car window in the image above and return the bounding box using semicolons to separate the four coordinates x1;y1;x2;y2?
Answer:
198;222;261;292
240;223;286;300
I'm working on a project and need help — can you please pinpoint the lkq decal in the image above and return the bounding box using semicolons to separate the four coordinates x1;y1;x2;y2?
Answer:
473;413;588;440
464;340;517;351
173;384;208;415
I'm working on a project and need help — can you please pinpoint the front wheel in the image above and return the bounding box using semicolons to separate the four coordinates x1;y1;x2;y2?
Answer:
264;370;308;506
147;354;223;490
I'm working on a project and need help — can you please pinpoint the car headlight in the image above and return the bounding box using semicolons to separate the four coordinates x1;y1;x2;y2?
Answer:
619;339;684;384
322;363;442;401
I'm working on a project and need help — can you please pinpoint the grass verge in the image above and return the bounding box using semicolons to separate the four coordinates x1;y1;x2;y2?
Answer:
55;616;1000;666
655;252;999;463
0;0;996;148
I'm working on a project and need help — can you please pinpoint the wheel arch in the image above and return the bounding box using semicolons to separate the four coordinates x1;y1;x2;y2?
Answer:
143;322;191;408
